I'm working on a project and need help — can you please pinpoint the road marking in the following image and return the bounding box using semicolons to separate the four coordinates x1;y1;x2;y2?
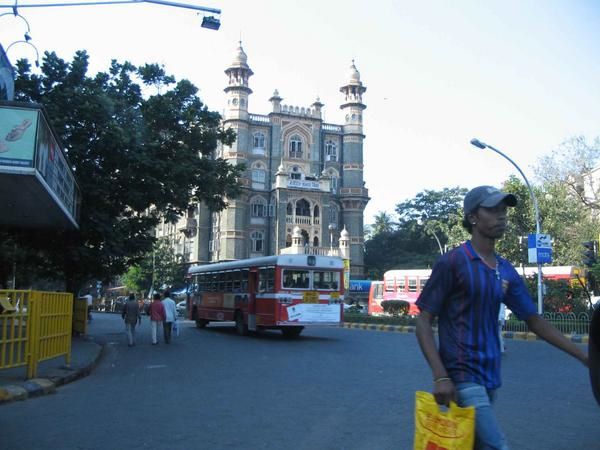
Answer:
145;365;167;369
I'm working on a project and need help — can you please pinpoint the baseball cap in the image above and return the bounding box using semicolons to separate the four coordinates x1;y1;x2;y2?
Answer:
463;186;517;215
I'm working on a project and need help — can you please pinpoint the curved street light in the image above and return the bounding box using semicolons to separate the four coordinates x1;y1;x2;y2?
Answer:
470;138;544;314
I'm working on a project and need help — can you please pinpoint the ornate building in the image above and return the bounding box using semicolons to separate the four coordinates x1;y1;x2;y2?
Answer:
157;43;369;278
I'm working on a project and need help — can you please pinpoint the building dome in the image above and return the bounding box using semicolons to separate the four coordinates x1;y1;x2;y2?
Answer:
347;60;361;84
231;41;249;68
340;226;350;238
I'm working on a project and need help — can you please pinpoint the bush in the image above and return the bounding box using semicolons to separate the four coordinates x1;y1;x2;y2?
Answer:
381;300;409;316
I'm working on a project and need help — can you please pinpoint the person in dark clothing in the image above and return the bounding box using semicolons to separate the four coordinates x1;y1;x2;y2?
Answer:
122;293;141;347
415;185;589;450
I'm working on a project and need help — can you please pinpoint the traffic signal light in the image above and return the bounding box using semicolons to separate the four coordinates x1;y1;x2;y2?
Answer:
583;241;598;268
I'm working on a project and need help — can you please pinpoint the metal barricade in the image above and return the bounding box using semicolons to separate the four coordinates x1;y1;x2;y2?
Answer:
0;290;73;378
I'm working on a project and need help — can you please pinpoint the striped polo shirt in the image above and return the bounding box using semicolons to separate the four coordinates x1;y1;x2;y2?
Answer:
416;240;537;389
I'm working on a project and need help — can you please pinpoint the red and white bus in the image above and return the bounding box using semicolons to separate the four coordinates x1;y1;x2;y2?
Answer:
367;266;583;317
368;269;431;316
187;254;345;337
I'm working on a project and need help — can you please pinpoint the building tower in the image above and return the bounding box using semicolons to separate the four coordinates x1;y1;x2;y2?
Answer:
217;41;254;260
339;61;369;278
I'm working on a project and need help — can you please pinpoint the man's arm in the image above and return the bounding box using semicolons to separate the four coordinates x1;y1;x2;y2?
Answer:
526;314;588;367
416;310;456;405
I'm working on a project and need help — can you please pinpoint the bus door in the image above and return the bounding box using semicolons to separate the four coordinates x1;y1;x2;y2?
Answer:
247;268;258;331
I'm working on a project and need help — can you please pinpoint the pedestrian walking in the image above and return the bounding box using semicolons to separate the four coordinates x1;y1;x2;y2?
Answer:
415;185;589;450
149;293;166;345
121;293;141;347
161;290;177;344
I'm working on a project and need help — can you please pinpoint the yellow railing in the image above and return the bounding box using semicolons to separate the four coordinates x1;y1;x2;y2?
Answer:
0;290;73;379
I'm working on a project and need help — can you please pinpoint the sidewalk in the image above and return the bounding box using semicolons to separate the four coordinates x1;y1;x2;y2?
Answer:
0;335;103;405
341;322;590;344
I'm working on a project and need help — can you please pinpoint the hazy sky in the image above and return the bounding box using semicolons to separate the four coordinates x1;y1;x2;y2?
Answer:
2;0;599;223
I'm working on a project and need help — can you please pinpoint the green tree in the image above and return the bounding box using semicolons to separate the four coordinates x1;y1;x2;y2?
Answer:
535;135;600;209
7;51;242;292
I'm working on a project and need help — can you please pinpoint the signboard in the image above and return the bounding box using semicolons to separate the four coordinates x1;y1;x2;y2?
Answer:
343;259;350;290
349;280;371;293
528;233;552;264
0;106;38;167
0;101;79;229
35;112;78;219
288;179;320;190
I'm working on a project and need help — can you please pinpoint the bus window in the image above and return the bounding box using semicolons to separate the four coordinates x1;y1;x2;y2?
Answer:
397;278;406;292
232;270;241;292
283;269;310;289
408;278;417;293
259;267;275;292
241;269;249;292
224;271;233;292
374;282;383;299
419;277;429;292
385;280;394;292
313;270;339;290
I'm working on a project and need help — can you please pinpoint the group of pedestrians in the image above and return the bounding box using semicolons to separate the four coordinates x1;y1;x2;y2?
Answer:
121;290;179;346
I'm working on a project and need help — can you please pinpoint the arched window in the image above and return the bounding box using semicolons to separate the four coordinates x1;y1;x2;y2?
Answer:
329;204;338;225
325;140;337;162
328;169;339;193
251;197;267;217
253;132;265;149
314;205;320;219
251;231;264;252
251;163;266;184
313;236;319;247
289;135;303;158
287;202;293;215
296;199;311;217
286;234;292;247
290;166;302;180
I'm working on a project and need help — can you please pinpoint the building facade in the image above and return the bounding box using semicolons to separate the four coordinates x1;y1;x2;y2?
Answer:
157;43;369;278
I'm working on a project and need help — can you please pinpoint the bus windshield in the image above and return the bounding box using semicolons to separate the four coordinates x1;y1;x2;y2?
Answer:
282;269;310;289
313;271;339;290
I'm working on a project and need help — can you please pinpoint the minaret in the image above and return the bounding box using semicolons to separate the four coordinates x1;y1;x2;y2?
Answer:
218;42;254;261
339;60;369;278
224;41;253;122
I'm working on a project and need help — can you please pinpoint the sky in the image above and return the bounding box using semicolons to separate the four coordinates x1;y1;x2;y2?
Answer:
2;0;600;223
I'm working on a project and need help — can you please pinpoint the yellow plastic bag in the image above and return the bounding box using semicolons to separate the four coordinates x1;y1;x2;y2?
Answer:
413;391;475;450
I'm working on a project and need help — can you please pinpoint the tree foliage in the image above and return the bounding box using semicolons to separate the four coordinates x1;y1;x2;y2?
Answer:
535;135;600;209
4;51;242;291
365;187;466;276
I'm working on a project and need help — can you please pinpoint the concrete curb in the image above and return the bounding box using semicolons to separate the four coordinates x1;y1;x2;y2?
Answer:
0;340;104;405
341;322;589;344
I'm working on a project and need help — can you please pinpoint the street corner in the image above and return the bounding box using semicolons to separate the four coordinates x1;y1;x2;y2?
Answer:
23;378;56;397
0;385;28;404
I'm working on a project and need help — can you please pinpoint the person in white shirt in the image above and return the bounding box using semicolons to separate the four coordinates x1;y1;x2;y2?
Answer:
161;290;177;344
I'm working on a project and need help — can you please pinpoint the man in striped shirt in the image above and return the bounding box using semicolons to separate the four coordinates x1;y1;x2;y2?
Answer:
416;185;589;450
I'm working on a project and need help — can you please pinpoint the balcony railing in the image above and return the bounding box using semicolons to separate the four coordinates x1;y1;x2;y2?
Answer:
286;215;319;226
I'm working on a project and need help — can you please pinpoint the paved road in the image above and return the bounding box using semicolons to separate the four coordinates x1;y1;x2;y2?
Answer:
0;313;598;449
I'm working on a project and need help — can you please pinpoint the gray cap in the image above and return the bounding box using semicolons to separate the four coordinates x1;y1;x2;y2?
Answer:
464;185;517;215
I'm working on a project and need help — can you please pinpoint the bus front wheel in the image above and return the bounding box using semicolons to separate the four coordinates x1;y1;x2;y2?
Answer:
235;311;248;336
281;326;304;338
196;318;209;328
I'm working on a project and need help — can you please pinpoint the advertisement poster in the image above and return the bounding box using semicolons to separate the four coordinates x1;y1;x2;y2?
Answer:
286;303;340;323
35;113;77;219
0;106;38;168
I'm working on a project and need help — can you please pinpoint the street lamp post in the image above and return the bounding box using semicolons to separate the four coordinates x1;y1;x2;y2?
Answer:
470;138;544;314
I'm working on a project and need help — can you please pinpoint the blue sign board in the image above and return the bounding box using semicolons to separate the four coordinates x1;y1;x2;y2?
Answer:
527;233;552;264
349;280;371;293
